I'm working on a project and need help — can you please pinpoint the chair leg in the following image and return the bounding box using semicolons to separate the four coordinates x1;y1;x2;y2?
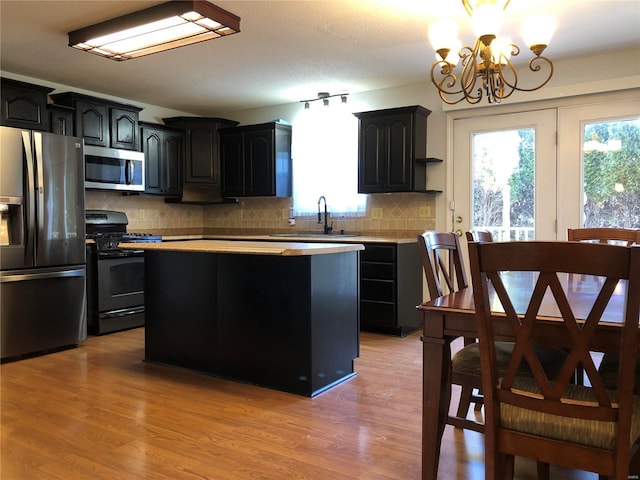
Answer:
473;388;484;411
499;453;515;480
536;462;550;480
456;385;474;421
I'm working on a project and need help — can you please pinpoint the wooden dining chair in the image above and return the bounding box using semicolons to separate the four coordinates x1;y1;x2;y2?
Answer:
567;227;639;246
418;231;566;434
567;227;640;392
465;229;493;243
468;241;640;479
418;231;483;431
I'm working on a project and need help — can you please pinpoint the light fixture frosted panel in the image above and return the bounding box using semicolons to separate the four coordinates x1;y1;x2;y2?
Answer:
69;1;240;61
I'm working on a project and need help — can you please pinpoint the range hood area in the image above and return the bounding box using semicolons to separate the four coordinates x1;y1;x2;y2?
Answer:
165;184;238;205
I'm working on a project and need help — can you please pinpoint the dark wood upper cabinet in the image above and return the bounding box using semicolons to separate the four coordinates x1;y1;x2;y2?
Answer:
354;105;438;193
140;122;183;197
163;117;238;185
1;78;53;131
219;122;292;197
48;104;75;136
111;107;140;150
50;92;142;150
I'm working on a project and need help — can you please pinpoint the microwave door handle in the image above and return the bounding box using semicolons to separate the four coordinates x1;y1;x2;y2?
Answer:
125;159;134;185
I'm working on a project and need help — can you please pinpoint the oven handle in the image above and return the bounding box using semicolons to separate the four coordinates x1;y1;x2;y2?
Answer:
100;306;145;319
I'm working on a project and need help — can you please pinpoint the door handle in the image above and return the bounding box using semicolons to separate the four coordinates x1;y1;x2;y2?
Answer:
455;229;463;237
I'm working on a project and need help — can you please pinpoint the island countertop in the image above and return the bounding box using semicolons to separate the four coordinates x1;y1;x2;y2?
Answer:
119;239;364;256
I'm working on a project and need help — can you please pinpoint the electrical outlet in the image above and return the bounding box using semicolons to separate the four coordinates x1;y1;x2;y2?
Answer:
418;206;431;218
372;208;383;219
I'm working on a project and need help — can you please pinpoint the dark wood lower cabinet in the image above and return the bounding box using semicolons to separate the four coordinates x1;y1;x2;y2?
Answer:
359;242;423;336
143;249;359;397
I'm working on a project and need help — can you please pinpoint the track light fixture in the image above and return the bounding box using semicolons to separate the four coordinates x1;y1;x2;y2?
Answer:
300;92;349;109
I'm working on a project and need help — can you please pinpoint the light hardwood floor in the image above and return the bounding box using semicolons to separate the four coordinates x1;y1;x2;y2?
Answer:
1;328;597;479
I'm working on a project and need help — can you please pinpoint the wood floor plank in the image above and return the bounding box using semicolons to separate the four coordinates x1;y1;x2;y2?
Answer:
1;328;597;479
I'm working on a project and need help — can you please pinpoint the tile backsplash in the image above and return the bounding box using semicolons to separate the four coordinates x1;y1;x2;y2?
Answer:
86;191;437;237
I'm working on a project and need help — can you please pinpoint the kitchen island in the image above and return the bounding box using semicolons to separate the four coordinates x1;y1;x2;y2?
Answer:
119;240;364;397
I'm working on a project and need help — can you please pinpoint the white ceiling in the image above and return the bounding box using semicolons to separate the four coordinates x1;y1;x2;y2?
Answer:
1;0;639;116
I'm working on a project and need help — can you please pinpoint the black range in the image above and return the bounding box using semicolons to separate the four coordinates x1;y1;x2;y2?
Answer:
85;210;161;335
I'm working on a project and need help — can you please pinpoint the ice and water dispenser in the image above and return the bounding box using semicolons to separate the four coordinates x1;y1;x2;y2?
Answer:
0;198;22;247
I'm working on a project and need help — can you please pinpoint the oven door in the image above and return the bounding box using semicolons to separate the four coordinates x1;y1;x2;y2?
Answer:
96;253;145;313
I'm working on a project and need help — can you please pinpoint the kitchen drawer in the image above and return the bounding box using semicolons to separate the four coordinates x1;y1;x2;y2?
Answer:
360;262;395;280
360;245;395;263
361;279;395;302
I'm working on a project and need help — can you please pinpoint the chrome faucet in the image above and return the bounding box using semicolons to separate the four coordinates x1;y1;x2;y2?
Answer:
317;196;333;234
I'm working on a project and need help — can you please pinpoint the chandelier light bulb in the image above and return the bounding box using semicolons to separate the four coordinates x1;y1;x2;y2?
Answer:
492;36;512;65
429;19;458;55
522;14;555;54
470;3;504;39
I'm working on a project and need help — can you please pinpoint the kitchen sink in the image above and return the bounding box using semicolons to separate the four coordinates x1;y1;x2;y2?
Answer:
269;233;359;238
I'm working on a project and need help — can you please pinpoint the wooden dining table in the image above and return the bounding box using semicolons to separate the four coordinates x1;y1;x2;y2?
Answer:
417;271;632;480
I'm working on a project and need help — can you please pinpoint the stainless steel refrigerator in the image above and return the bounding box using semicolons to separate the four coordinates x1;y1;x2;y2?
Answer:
1;126;87;360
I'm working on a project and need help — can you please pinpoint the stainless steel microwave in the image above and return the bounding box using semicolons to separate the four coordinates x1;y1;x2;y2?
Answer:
84;145;145;192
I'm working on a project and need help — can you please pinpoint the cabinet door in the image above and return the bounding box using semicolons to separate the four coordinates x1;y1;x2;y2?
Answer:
142;127;163;194
75;101;109;147
164;131;182;196
358;117;385;193
0;83;50;131
244;129;274;196
186;126;218;184
220;132;244;196
48;106;74;136
110;107;139;150
385;113;413;191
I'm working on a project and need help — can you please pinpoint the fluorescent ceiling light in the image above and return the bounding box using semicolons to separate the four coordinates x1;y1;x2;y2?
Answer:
68;1;240;61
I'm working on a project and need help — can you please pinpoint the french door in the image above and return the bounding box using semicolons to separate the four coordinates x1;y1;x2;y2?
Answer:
450;93;640;268
451;109;557;251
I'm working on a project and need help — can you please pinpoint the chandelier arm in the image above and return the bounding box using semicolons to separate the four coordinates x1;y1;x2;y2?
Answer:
512;55;555;92
492;57;518;101
430;60;472;105
460;42;484;103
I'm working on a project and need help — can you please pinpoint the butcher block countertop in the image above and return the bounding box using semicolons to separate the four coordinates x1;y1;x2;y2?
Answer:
160;234;418;244
119;239;364;256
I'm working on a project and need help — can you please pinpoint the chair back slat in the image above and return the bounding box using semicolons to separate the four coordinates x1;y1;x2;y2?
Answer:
418;231;468;299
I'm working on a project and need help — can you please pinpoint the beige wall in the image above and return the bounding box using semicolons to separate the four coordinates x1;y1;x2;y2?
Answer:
9;46;640;236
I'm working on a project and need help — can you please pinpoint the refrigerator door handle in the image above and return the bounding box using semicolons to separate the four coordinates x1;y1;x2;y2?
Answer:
22;131;36;258
0;267;86;283
33;132;45;237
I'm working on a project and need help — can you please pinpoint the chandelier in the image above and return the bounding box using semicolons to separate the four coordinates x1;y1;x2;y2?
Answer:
429;0;555;105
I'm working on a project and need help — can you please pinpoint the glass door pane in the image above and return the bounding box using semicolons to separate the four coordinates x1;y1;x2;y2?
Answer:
557;95;640;235
471;128;536;241
582;118;640;228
